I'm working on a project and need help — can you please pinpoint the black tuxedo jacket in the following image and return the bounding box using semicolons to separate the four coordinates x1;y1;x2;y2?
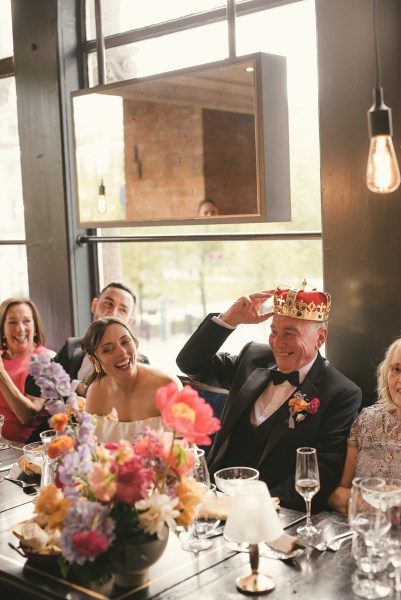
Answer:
176;314;362;511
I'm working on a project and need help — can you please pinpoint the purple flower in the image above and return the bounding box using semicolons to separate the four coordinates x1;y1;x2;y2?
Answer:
35;378;61;400
44;399;67;416
58;441;94;486
61;502;115;565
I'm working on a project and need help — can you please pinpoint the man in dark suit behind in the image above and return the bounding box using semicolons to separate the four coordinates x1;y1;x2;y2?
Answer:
25;282;148;440
176;282;362;512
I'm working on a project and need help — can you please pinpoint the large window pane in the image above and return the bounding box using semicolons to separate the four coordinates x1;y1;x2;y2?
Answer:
0;245;28;299
0;77;25;240
100;238;323;374
88;20;228;85
0;0;13;59
87;1;320;232
86;0;226;39
91;0;321;375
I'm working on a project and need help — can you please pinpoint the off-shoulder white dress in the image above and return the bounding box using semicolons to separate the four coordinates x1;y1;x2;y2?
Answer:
94;415;163;443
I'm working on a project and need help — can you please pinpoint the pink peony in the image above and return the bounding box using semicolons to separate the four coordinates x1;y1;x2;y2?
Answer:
71;530;109;559
156;383;220;446
115;456;152;504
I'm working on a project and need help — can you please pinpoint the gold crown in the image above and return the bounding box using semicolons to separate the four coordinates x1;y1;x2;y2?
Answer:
273;280;331;322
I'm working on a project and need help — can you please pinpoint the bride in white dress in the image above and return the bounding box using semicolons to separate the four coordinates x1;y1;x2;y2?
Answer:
83;317;182;443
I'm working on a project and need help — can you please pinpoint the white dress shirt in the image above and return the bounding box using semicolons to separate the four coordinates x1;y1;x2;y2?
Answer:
251;356;317;426
71;353;93;392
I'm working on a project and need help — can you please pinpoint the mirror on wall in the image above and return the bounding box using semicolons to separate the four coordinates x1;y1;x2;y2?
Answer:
71;52;291;227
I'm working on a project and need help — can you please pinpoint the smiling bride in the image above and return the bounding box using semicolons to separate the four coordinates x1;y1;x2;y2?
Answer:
83;316;182;443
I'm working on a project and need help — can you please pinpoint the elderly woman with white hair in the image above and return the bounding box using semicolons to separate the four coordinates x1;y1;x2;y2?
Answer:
328;337;401;513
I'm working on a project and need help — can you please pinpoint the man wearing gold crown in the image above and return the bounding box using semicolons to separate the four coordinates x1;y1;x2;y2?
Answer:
176;282;362;511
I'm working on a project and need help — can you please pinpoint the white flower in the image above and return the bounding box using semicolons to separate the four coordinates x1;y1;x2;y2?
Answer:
296;414;306;422
135;492;180;539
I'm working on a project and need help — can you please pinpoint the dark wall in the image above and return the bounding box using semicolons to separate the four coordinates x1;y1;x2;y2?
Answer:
11;0;95;350
316;0;401;404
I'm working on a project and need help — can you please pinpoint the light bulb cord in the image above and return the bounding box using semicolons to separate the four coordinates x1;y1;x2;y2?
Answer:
372;0;381;89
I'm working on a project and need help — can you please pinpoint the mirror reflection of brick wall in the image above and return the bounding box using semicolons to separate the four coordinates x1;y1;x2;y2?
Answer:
202;109;256;215
123;99;257;220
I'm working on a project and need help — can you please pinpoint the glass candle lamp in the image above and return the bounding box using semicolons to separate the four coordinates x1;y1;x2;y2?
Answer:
224;480;283;594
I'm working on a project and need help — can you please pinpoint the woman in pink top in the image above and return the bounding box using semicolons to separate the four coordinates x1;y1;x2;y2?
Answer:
0;298;55;442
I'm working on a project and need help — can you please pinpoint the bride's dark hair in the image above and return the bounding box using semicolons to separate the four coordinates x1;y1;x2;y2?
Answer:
83;316;139;386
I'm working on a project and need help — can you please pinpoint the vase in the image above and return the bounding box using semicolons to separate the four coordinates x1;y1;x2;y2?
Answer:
112;534;169;588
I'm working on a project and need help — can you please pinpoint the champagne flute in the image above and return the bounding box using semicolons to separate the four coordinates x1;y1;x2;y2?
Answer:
188;447;210;485
295;447;321;537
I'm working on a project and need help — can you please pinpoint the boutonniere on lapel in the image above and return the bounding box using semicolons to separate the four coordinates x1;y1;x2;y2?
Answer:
287;391;320;429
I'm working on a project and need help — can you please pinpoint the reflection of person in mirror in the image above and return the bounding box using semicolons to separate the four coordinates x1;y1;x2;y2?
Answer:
198;198;219;217
176;281;362;512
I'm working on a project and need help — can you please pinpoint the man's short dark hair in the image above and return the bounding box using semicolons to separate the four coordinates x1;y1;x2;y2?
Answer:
99;281;137;305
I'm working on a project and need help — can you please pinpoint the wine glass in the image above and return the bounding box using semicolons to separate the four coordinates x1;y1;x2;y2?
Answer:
181;482;221;553
295;447;321;537
214;467;259;495
0;414;10;450
348;477;391;599
352;533;391;599
376;479;401;593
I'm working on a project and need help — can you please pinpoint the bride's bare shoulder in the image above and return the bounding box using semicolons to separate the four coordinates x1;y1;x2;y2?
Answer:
137;364;182;389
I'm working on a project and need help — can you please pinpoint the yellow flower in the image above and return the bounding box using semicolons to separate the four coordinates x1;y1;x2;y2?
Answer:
171;402;196;423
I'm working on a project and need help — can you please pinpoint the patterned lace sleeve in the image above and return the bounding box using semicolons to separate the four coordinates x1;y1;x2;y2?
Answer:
347;408;367;449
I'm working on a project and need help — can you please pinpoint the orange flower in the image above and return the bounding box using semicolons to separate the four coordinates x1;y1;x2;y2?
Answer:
49;413;69;433
174;477;206;529
68;397;85;415
293;399;308;413
34;484;72;529
48;435;74;459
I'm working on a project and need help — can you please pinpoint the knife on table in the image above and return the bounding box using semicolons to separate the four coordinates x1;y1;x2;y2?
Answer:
0;463;15;472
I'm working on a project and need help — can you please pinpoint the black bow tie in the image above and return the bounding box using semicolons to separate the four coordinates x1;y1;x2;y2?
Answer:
270;369;300;387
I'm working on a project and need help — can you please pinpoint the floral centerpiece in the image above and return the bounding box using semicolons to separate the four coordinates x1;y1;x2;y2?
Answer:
23;353;220;585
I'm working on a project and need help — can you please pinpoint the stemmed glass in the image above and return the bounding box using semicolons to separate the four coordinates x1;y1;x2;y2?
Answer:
189;447;210;486
295;447;321;537
377;479;401;593
181;448;219;553
181;482;221;552
214;467;259;495
348;476;391;599
0;414;10;450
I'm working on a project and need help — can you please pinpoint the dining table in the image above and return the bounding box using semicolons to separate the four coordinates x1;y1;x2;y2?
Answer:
0;445;395;600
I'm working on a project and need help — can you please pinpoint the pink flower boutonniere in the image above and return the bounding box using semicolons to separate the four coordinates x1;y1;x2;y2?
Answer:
288;391;320;429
